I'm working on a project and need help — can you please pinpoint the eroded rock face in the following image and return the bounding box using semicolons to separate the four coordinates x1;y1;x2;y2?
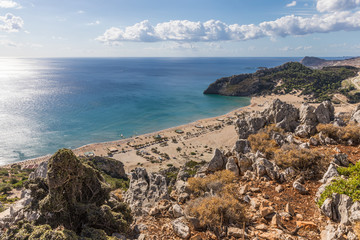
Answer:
315;101;335;124
350;105;360;123
125;167;169;216
85;156;127;179
28;161;48;180
235;114;267;139
262;99;299;132
198;149;227;174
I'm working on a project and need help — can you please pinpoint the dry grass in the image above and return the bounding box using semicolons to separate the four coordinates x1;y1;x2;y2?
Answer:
354;222;360;239
187;195;245;236
274;145;328;179
317;123;360;145
248;124;283;159
188;170;236;195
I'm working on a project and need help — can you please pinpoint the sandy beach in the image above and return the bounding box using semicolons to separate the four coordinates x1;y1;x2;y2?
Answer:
4;93;355;172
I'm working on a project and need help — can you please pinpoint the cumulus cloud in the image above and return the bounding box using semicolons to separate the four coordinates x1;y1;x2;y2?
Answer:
0;0;21;9
97;10;360;44
316;0;360;12
0;13;23;32
286;1;297;7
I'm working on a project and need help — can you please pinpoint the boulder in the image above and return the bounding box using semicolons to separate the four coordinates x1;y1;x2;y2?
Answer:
125;167;169;215
252;158;280;181
334;154;349;167
315;101;335;124
237;156;253;175
349;201;360;223
225;157;240;176
320;164;339;184
227;227;247;238
295;124;317;138
172;217;190;239
171;204;184;218
293;179;308;195
85;156;127;179
299;103;317;125
199;148;226;173
232;139;251;154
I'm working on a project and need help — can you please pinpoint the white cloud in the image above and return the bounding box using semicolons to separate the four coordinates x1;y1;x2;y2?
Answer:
286;1;297;7
87;20;100;26
77;10;85;14
0;13;23;32
316;0;360;12
0;0;21;9
97;10;360;44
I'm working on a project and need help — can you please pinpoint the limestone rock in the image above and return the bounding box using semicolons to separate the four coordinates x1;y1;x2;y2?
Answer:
252;158;280;181
29;161;48;180
172;217;190;239
293;180;308;195
299;103;317;125
349;201;360;223
315;101;335;124
232;139;251;154
235;113;267;139
225;157;240;176
334;154;349;167
125;167;169;215
320;164;339;184
199;149;226;173
228;227;247;238
172;204;184;218
238;156;253;175
85;156;127;179
262;99;299;132
350;105;360;123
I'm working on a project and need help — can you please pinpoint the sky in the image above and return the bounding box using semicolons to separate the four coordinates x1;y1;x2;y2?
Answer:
1;0;360;57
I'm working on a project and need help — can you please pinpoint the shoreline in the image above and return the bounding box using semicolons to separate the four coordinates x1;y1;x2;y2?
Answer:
3;93;354;172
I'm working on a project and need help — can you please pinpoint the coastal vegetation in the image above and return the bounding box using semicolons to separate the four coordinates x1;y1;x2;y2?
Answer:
204;61;359;103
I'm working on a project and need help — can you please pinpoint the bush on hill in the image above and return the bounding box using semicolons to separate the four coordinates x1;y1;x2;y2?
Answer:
317;123;360;145
318;161;360;207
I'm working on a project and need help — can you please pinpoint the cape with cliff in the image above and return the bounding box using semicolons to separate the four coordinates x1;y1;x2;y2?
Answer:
204;56;360;103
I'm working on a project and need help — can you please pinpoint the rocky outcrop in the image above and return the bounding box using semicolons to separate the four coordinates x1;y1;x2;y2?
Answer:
235;113;267;139
1;149;132;239
85;156;127;179
263;99;300;132
125;167;169;215
350;105;360;123
28;161;48;180
198;148;227;174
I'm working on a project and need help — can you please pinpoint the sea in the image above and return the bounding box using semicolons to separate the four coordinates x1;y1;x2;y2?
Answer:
0;57;302;165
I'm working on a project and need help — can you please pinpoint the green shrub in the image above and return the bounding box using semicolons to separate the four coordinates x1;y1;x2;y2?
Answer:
318;161;360;207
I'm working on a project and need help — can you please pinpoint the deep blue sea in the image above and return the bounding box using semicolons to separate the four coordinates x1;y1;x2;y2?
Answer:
0;57;301;165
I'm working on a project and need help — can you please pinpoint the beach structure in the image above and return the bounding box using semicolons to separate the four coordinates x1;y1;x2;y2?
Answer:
107;147;118;153
84;151;95;157
175;129;184;134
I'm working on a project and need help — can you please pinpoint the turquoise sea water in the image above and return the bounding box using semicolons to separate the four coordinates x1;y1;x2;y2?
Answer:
0;57;301;165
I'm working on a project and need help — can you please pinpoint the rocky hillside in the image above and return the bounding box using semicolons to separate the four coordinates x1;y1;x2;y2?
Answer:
301;56;360;69
204;62;358;102
3;100;360;239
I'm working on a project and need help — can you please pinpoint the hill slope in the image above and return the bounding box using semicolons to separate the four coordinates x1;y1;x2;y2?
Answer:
204;62;358;102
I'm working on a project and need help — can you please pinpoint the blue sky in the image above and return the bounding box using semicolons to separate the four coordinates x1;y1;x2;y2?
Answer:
0;0;360;57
